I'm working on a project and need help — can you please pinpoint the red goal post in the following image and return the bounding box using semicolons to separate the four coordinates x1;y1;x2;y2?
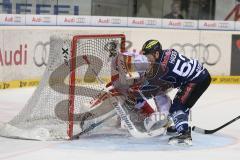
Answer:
68;34;126;139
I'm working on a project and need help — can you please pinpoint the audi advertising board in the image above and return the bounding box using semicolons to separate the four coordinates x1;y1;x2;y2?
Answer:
91;16;128;27
25;14;57;26
235;21;240;31
0;30;3;81
0;26;235;84
0;29;52;82
57;15;91;26
198;20;235;30
169;43;221;66
0;14;26;26
162;19;198;30
130;28;230;76
127;17;161;28
197;31;232;76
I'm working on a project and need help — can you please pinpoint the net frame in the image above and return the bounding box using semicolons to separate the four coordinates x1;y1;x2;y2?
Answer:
68;34;126;138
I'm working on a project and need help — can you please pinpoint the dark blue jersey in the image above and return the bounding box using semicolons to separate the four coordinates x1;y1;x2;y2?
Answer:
140;49;207;98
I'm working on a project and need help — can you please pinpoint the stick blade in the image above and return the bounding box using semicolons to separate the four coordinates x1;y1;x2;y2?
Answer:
192;126;206;134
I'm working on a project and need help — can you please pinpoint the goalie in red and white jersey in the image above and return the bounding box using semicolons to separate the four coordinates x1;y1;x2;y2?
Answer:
108;50;171;134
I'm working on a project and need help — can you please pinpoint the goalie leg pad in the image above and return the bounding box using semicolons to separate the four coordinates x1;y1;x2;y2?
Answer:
144;112;168;132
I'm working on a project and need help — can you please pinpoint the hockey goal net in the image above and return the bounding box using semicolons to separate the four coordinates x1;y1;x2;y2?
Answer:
0;34;125;140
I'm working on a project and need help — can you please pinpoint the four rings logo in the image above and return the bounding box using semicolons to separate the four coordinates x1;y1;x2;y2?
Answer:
111;18;121;24
76;18;86;24
146;20;157;26
170;43;221;66
33;41;221;67
33;42;50;67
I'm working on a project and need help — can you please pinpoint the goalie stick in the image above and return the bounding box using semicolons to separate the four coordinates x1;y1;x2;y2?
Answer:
192;115;240;134
72;112;116;139
73;55;165;139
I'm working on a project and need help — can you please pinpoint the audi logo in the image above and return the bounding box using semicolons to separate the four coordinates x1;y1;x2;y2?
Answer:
218;22;229;28
76;18;86;23
33;41;50;67
146;20;157;25
170;43;221;66
111;18;121;24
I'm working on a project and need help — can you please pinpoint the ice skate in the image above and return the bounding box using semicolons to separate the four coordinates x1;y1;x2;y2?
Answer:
168;130;192;146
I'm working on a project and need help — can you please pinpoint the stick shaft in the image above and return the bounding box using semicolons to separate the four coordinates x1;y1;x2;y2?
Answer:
192;115;240;134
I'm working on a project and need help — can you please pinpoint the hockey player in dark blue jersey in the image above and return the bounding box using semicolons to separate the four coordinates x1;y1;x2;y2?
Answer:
141;39;211;145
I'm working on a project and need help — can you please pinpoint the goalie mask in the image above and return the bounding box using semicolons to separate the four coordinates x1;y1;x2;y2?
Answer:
117;51;149;80
105;40;119;58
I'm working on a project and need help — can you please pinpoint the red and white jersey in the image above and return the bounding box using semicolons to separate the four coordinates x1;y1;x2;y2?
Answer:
108;51;149;95
107;51;171;118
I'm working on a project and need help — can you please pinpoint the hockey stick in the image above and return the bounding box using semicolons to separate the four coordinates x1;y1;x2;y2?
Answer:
192;115;240;134
114;100;165;138
72;112;116;139
76;55;165;138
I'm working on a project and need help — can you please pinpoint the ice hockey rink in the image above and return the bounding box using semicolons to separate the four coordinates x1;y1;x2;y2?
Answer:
0;84;239;160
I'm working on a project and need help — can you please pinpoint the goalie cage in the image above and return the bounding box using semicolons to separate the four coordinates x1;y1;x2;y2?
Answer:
0;34;126;140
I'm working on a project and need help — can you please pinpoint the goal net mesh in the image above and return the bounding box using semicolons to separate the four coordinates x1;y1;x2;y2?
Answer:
0;34;125;140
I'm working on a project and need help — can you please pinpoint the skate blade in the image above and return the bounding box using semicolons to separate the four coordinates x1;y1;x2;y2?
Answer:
168;139;192;146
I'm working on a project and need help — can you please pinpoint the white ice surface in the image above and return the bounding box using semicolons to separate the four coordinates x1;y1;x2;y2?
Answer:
0;85;240;160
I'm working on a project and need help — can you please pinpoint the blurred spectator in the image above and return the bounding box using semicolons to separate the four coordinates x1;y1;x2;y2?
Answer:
135;0;152;17
198;0;211;19
188;0;199;19
180;0;190;19
164;1;184;19
188;0;213;20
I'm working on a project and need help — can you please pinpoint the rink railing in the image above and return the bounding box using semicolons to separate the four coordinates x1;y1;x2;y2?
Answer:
0;14;239;31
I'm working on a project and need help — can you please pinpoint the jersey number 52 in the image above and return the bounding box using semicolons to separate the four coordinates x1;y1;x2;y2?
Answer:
172;54;194;77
